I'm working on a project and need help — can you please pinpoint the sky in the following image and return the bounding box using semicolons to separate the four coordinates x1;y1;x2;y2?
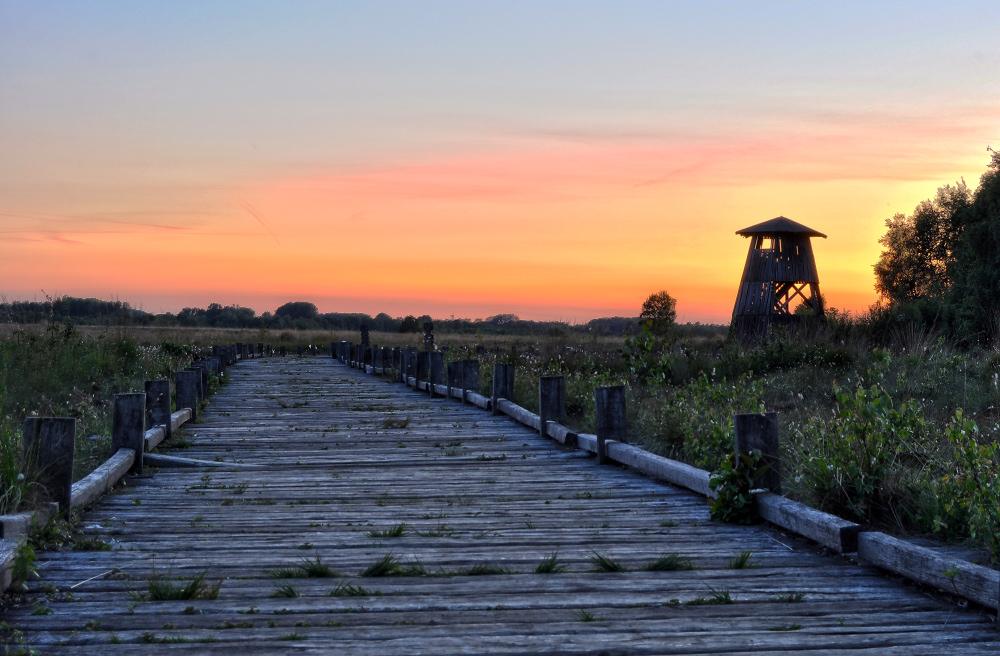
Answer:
2;1;999;323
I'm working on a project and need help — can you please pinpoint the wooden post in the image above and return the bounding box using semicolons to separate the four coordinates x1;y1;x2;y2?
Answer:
296;345;303;357
112;393;146;473
491;363;514;414
462;360;479;403
594;386;627;465
416;352;430;387
446;362;457;399
23;417;75;512
734;412;781;493
188;364;207;401
258;342;264;357
183;367;203;402
175;370;199;421
538;376;566;438
279;345;286;357
144;379;172;443
429;352;444;397
236;342;243;360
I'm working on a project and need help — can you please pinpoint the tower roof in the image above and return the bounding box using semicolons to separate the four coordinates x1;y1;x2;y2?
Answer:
736;216;826;238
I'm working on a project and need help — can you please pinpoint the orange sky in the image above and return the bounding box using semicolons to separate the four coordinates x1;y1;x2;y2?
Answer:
2;3;999;322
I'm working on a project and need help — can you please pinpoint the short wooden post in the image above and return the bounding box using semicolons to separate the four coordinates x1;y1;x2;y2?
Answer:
594;386;627;465
175;370;199;421
258;342;264;357
23;417;76;512
538;376;566;438
429;352;444;397
446;362;457;399
491;363;514;414
188;364;207;401
734;412;781;493
144;379;172;443
279;345;286;357
462;359;479;403
296;345;303;357
113;393;146;473
183;367;203;402
416;352;430;387
236;342;243;360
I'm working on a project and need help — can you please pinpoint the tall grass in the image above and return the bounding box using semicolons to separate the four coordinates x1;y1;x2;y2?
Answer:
0;321;193;512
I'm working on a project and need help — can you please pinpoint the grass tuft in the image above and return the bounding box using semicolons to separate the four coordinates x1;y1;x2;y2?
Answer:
686;585;733;605
366;523;407;538
132;567;220;602
298;555;337;578
463;562;511;576
329;583;381;597
590;552;627;572
727;550;758;570
271;584;299;598
770;592;806;603
534;552;569;574
359;553;400;577
642;554;695;572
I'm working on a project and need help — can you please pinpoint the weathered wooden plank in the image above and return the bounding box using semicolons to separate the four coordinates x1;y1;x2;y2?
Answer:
144;425;166;451
858;531;999;610
466;391;490;410
171;408;193;431
755;492;859;553
497;399;541;431
605;441;714;498
70;448;135;509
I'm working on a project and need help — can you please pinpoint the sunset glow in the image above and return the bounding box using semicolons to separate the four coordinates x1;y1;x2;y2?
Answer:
2;2;999;322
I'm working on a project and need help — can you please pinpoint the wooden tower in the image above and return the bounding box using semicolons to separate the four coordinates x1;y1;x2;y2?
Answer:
731;216;826;345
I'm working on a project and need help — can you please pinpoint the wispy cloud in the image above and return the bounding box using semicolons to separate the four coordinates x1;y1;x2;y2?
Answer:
237;197;280;244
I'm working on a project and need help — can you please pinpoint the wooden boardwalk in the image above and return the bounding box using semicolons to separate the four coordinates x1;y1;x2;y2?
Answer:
4;358;998;654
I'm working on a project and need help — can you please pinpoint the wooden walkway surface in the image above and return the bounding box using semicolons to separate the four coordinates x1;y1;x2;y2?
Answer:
4;358;998;654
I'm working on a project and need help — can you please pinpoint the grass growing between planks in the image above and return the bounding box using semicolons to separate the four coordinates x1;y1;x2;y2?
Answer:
727;550;759;570
534;553;569;574
642;554;696;571
130;567;221;602
366;523;407;538
590;552;628;573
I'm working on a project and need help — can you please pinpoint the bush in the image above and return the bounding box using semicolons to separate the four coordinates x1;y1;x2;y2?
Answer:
792;353;928;523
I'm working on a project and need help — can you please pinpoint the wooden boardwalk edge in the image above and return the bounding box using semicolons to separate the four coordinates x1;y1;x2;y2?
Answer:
394;358;1000;612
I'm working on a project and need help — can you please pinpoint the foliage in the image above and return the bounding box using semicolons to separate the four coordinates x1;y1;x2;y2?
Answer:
873;148;1000;344
709;452;766;525
274;301;319;321
874;182;971;303
623;321;673;386
639;290;677;337
675;374;765;471
792;353;927;523
0;325;192;511
927;411;1000;561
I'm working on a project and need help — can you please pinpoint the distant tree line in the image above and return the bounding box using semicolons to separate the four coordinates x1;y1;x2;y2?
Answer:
0;296;725;338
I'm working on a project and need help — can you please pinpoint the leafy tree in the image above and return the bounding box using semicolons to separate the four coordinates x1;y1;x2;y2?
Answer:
639;291;677;337
275;301;318;321
944;148;1000;341
399;315;419;333
873;182;971;303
